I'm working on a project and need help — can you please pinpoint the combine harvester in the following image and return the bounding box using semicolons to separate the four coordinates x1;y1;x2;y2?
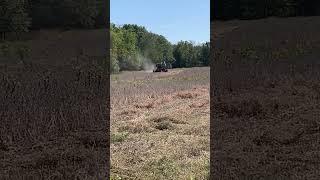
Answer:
153;58;175;73
153;62;168;72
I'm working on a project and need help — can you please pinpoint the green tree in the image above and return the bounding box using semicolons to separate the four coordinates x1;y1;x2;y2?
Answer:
66;0;98;28
95;0;107;27
213;0;307;20
110;23;208;73
199;42;210;66
0;0;31;40
30;0;101;28
111;24;140;71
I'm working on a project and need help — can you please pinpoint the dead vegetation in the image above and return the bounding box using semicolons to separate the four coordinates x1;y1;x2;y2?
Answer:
111;67;209;179
211;17;320;179
214;98;264;118
0;61;109;179
134;101;154;109
176;91;196;99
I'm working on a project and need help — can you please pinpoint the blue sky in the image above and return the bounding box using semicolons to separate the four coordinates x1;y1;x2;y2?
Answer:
111;0;209;44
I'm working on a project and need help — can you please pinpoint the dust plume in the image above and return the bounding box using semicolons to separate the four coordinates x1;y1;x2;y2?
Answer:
137;54;155;72
143;60;155;73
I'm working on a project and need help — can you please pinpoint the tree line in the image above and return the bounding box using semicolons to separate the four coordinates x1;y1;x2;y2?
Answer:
111;24;209;73
0;0;106;40
212;0;320;20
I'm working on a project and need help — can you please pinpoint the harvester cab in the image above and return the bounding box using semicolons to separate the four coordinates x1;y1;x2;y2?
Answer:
153;62;168;72
153;58;176;72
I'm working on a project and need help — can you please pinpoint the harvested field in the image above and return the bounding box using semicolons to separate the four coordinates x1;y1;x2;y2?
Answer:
0;29;108;179
111;67;210;179
211;17;320;179
0;62;109;179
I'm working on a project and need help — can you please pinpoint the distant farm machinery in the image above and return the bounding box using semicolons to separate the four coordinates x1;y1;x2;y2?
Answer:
153;63;168;72
153;58;175;73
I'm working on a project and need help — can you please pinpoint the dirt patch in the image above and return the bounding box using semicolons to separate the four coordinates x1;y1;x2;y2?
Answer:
134;102;154;109
176;91;199;99
152;116;187;125
190;99;210;108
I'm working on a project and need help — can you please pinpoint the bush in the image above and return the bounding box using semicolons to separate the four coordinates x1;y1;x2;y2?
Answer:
0;41;31;62
0;0;31;39
110;57;120;73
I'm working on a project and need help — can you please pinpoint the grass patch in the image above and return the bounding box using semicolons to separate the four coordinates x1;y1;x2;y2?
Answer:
152;117;179;131
237;46;259;59
111;75;119;81
111;132;129;143
147;156;180;180
152;116;186;125
154;121;174;131
215;98;264;118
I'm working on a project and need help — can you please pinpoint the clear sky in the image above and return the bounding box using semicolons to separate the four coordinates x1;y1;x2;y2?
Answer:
111;0;210;44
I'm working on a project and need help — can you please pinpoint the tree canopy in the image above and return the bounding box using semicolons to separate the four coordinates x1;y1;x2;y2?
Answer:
0;0;106;39
110;23;209;73
212;0;320;20
0;1;209;72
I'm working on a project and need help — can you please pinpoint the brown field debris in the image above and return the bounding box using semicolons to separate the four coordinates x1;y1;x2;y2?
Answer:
111;67;209;179
0;61;108;179
211;17;320;179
